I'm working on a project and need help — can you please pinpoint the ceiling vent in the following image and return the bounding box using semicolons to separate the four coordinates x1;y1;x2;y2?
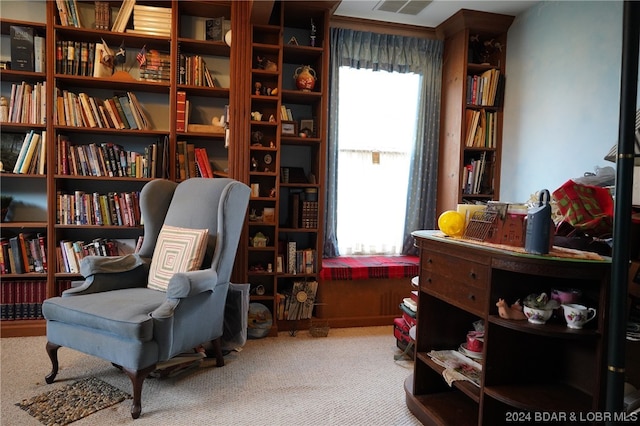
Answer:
373;0;432;15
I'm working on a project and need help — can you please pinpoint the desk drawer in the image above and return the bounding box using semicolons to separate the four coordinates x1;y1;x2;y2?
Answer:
420;249;489;316
421;271;487;316
422;251;489;290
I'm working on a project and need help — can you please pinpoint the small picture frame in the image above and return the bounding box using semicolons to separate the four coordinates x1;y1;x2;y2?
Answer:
281;121;297;136
299;119;315;136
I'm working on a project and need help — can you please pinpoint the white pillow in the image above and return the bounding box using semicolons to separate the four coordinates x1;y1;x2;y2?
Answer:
147;225;208;292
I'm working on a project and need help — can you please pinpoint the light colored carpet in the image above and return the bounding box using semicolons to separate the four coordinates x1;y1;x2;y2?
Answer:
1;326;420;425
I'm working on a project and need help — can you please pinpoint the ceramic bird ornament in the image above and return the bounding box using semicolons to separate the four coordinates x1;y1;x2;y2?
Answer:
496;298;527;320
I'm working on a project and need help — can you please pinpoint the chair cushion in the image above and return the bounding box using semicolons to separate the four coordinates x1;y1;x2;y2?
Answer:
148;225;208;291
42;288;166;341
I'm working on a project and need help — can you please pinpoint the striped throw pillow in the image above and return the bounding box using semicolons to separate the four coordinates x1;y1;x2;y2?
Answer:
147;225;208;292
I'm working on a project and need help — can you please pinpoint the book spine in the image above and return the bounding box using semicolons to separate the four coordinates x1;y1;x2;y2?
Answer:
34;35;45;73
176;91;186;132
9;237;25;274
118;96;138;130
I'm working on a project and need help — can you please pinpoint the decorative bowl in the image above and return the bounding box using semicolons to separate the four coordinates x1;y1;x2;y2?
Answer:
523;305;553;324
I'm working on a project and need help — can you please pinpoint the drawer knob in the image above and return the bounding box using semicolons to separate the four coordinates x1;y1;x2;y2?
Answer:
469;271;476;279
427;277;432;283
468;293;475;301
427;258;432;264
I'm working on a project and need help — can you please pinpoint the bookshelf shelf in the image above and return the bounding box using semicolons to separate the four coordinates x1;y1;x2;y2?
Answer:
0;221;48;229
54;75;171;92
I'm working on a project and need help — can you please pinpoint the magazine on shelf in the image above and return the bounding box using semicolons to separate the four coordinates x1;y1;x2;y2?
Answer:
427;349;482;387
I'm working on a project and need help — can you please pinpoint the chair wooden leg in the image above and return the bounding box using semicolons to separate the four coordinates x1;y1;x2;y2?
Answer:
45;342;61;384
207;337;225;367
122;365;156;419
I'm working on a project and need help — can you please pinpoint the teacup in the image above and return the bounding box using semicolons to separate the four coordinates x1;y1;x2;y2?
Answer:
466;331;484;352
551;288;582;304
562;303;596;329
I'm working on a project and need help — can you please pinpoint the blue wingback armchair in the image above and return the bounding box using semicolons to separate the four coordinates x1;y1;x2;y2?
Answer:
42;178;250;419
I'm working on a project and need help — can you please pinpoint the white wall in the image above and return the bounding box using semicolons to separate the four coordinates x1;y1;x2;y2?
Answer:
501;1;639;203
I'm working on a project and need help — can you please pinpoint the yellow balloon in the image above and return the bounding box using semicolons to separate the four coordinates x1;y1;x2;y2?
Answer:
438;210;465;237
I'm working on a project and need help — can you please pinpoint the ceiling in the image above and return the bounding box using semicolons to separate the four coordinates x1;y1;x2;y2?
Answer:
333;0;540;28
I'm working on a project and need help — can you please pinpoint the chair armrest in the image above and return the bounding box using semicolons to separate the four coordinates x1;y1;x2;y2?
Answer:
80;254;146;277
166;269;219;299
151;269;220;319
63;255;151;296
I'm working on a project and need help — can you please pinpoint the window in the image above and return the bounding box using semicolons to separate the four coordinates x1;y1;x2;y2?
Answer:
336;67;421;255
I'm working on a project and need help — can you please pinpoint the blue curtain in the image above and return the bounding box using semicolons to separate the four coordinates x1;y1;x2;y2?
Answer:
324;28;443;257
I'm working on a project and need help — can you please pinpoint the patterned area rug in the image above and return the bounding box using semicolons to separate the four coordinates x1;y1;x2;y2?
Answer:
15;377;130;426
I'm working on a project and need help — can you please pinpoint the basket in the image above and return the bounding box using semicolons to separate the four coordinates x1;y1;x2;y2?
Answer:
463;210;498;241
309;320;329;337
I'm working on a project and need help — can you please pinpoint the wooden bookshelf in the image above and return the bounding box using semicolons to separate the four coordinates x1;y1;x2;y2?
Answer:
435;10;514;215
1;1;335;337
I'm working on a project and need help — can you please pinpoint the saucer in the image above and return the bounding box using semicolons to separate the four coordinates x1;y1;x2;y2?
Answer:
459;343;483;359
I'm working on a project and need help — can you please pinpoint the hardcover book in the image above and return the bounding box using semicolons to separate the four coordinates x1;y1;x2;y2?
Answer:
206;17;224;41
10;26;34;72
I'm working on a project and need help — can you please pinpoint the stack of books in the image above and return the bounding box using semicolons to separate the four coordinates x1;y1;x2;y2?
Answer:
139;50;171;82
127;4;172;37
394;276;418;357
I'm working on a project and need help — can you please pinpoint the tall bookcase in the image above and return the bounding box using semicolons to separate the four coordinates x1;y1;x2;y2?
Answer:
0;15;49;336
245;2;331;335
0;0;333;338
0;0;235;337
435;10;514;216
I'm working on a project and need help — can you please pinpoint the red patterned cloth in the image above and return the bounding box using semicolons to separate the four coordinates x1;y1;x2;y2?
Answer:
552;179;614;238
319;256;419;280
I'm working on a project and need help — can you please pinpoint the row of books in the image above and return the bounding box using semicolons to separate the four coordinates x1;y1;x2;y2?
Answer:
140;50;171;83
57;190;141;228
126;4;172;37
94;1;111;30
284;242;317;275
0;280;47;321
9;130;46;175
0;234;47;274
280;105;294;121
57;237;140;274
176;142;214;179
9;26;45;73
55;40;114;78
178;54;216;87
111;0;135;32
57;135;168;179
0;81;47;125
289;194;318;229
55;0;82;28
275;280;319;321
465;109;498;148
466;69;504;107
462;152;490;195
54;89;151;130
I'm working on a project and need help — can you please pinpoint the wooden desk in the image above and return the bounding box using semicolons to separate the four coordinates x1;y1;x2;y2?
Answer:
406;230;612;425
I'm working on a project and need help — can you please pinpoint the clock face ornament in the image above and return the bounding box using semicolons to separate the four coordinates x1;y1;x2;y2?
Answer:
264;154;272;164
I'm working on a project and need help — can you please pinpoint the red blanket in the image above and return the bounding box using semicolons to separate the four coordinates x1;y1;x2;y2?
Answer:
320;256;419;280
